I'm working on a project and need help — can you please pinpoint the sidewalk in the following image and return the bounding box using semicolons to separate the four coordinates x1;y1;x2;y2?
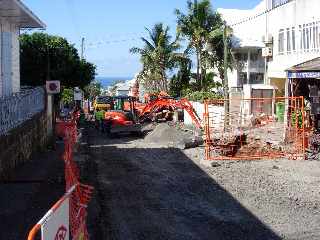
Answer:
0;144;65;240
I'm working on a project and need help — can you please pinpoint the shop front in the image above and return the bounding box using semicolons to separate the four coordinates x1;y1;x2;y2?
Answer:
286;57;320;130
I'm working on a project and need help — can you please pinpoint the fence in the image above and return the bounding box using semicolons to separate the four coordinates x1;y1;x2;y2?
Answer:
204;97;306;160
0;87;45;136
28;113;94;240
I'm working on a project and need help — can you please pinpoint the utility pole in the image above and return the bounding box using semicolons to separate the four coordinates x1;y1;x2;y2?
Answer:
223;23;230;126
81;37;85;60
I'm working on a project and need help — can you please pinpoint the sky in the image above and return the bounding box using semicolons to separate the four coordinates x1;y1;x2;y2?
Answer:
23;0;261;78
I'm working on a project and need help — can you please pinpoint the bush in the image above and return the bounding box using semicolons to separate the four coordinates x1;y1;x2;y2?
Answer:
182;89;223;102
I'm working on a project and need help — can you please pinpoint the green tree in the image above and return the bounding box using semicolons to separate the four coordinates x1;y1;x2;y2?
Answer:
84;81;102;100
20;32;96;89
175;0;225;89
169;59;192;97
130;23;183;92
61;88;74;105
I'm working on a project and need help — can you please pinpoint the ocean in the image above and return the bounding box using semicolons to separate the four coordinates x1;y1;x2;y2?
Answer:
96;76;133;88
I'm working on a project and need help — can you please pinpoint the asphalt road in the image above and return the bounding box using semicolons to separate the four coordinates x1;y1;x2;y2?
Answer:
85;127;281;240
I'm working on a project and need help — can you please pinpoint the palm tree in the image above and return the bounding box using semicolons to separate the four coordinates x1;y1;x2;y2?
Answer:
130;23;182;92
175;0;224;89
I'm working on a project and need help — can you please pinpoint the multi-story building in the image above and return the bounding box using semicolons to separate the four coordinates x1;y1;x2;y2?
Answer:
219;0;320;97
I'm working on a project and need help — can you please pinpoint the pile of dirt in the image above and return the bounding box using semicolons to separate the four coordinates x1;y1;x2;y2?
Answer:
144;123;199;149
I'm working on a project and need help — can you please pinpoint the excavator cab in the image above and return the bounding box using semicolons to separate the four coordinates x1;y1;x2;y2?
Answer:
104;96;141;135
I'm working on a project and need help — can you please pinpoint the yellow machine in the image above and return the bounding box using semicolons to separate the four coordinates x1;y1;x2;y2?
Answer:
93;96;113;112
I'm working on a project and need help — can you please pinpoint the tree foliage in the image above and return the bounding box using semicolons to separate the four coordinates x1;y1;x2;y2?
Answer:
61;88;74;105
20;32;96;89
130;23;185;92
169;58;192;97
83;81;102;100
175;0;228;90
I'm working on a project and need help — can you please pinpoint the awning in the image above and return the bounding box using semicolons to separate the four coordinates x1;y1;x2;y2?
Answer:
287;57;320;79
0;0;46;29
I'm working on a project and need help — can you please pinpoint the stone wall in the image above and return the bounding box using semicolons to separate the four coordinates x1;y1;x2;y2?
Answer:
0;111;50;179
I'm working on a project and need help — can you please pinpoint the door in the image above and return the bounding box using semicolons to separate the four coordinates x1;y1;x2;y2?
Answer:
2;32;12;96
251;89;273;115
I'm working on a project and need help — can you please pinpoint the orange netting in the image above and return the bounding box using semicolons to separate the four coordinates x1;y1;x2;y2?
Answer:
204;97;306;161
62;111;94;239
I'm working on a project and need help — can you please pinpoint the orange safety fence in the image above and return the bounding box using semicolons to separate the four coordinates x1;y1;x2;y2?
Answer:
204;97;306;161
28;111;94;240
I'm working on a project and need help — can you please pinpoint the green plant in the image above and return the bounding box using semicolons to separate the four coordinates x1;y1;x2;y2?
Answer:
130;23;184;92
182;89;223;102
20;32;96;88
61;88;74;105
291;110;303;129
175;0;229;89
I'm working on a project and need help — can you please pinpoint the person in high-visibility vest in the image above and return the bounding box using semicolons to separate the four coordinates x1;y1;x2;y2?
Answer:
95;109;106;132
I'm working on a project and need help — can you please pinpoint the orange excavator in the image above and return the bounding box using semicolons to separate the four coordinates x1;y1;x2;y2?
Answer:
103;94;202;135
139;95;202;129
104;96;142;134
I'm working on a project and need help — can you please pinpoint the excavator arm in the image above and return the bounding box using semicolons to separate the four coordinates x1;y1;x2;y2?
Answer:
138;97;202;129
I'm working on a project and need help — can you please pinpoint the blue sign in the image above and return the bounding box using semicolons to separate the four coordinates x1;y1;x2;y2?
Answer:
288;71;320;79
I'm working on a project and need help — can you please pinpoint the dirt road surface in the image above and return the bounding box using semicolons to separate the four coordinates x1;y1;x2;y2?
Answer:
83;125;320;240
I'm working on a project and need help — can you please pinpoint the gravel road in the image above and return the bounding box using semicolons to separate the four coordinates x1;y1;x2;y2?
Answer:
84;125;320;240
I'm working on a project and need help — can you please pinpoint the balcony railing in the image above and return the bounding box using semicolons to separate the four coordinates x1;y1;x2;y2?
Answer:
0;87;45;136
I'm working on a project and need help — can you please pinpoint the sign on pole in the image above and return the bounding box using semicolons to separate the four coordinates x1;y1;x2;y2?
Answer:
46;81;61;94
74;87;83;101
41;197;69;240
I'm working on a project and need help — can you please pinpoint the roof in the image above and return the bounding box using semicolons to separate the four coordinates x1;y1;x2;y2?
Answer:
117;85;130;91
218;1;266;48
0;0;46;28
287;57;320;72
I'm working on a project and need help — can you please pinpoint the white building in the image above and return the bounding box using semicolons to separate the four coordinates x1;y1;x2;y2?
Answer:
0;0;45;97
219;0;320;97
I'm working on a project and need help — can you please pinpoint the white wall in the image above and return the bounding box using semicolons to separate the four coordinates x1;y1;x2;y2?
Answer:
267;0;320;79
12;27;20;93
0;18;20;96
221;0;320;85
183;101;224;129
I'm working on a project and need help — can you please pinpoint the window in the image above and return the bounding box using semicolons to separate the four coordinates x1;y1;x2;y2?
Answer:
249;73;264;84
292;27;296;51
303;25;307;50
299;25;303;50
278;29;285;54
239;72;247;86
316;23;319;50
313;23;316;49
306;26;310;50
287;28;291;53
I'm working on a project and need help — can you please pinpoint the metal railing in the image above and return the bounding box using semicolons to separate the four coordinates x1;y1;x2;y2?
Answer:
0;87;45;136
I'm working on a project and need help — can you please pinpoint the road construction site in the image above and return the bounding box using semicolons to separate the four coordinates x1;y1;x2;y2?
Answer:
78;122;320;240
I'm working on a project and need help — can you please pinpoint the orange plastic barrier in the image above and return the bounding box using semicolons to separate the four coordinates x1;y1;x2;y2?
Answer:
28;113;93;240
204;97;306;161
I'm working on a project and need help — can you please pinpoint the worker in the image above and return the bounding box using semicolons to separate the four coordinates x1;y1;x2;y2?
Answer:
104;114;112;135
95;109;106;132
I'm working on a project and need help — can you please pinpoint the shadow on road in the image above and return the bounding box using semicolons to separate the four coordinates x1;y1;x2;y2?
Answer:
0;144;65;240
85;129;281;240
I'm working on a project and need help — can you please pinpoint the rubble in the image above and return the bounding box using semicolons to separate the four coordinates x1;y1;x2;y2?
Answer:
144;123;203;149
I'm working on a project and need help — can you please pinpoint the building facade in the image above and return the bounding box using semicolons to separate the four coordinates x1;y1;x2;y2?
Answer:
0;0;45;97
219;0;320;95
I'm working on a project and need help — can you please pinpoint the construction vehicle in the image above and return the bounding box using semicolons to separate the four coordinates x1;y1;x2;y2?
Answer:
93;96;113;112
104;96;142;134
139;95;202;129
